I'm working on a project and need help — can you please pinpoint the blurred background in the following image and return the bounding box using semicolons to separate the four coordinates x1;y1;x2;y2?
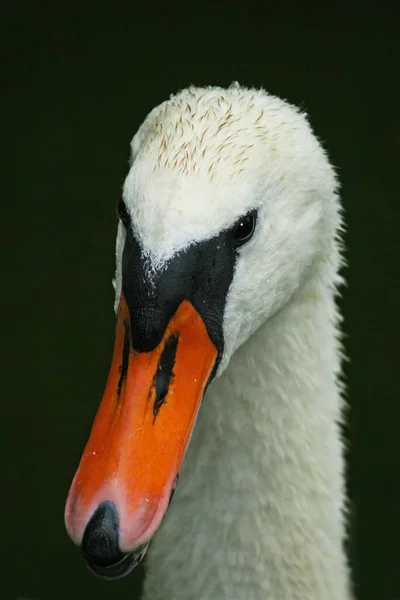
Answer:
3;3;399;600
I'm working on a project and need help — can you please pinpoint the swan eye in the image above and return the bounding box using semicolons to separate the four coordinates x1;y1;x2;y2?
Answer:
233;213;256;247
117;200;130;227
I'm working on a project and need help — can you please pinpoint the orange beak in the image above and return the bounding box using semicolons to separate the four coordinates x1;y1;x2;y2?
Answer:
65;294;217;567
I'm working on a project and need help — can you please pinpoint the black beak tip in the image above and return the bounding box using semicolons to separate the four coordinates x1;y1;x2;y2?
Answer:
80;500;148;580
85;546;148;580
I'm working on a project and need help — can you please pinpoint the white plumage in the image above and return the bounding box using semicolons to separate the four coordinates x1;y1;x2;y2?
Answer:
112;83;352;599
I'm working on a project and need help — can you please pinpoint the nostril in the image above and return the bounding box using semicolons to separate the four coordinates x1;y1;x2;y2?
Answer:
81;500;125;567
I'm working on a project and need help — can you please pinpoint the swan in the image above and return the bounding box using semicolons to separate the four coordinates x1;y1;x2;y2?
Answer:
65;83;353;600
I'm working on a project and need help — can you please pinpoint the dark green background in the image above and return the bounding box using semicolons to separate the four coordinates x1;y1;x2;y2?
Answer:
3;4;399;600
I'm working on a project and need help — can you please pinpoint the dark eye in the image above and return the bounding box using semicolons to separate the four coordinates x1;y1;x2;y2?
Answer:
233;213;257;247
117;200;130;227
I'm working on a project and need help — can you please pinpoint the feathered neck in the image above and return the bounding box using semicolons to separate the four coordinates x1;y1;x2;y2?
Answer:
141;262;352;600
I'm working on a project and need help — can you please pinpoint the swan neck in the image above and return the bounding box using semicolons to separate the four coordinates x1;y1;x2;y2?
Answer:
142;272;352;600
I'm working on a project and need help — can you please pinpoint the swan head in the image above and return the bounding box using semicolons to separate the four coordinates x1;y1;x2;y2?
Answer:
65;84;341;579
115;83;340;372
